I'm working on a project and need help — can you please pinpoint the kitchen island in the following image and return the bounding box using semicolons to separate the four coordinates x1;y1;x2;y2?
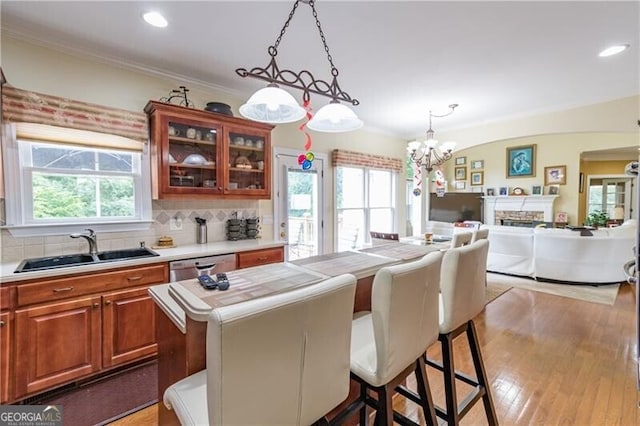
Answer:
150;242;448;424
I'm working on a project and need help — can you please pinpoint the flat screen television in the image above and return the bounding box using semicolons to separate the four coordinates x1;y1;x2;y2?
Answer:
428;192;484;223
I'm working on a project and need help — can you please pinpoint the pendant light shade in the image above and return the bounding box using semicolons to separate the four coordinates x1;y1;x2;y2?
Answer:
307;102;363;133
239;85;307;124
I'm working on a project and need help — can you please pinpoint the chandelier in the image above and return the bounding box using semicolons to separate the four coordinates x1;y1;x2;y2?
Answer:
235;0;362;132
407;104;458;174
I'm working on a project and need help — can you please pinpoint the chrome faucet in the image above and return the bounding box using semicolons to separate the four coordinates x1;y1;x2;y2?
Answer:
70;228;98;255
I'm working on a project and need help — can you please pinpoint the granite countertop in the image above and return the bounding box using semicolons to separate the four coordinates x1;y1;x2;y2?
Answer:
0;239;285;283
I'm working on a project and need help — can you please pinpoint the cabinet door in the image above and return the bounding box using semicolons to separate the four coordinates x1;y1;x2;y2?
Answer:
15;296;101;397
102;287;157;368
156;114;224;197
237;247;285;269
223;125;271;198
0;312;10;403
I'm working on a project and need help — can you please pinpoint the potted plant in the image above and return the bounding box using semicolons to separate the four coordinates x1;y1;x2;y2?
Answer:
585;210;609;228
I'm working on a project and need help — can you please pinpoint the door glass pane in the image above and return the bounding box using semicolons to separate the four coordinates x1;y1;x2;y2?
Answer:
337;209;364;251
337;167;364;208
286;168;319;261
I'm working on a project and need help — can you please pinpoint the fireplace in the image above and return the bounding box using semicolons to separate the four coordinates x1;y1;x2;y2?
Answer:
483;195;558;225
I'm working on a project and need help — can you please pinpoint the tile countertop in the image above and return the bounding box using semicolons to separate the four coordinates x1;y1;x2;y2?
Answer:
0;239;286;283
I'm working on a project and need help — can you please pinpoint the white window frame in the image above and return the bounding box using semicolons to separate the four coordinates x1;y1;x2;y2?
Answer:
334;165;397;250
587;174;635;221
2;125;153;237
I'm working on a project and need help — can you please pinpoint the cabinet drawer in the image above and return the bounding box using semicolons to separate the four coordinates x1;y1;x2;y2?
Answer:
237;247;284;269
17;263;169;307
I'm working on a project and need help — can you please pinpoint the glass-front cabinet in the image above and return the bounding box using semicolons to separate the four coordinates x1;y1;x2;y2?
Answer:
145;101;273;199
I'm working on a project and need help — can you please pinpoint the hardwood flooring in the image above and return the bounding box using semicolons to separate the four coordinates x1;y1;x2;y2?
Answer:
110;284;640;425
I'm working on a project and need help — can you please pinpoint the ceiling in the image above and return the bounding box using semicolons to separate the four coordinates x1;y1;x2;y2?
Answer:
1;1;639;140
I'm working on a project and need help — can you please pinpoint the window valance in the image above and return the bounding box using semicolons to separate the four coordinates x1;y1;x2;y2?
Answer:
332;149;403;172
2;86;148;143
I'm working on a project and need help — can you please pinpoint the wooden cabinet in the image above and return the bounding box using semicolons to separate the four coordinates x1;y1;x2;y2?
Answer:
145;101;273;200
15;296;102;396
12;263;168;400
102;287;157;368
0;311;10;403
237;247;284;269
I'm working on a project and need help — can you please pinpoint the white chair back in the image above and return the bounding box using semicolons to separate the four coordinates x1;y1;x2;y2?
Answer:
451;231;473;248
361;251;442;385
439;239;490;334
207;274;357;425
471;228;489;243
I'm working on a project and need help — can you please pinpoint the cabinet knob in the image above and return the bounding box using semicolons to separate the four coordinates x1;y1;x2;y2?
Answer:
105;300;112;305
0;320;4;327
93;303;99;308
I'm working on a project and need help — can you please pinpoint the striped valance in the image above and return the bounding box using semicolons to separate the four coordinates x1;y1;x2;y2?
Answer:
2;86;148;142
332;149;403;172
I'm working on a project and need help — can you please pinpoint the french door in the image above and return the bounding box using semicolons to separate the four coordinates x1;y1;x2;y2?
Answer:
274;149;326;261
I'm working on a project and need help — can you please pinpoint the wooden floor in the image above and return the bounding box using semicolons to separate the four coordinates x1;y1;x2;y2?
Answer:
111;283;640;425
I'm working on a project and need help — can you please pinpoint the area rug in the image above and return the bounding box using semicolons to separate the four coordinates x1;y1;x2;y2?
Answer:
487;272;621;305
36;360;157;426
486;282;512;304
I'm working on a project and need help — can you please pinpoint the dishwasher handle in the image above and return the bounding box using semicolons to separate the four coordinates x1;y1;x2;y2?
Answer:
194;262;216;270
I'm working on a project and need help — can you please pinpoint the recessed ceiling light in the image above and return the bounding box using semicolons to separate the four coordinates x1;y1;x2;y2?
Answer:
598;44;630;57
143;11;168;28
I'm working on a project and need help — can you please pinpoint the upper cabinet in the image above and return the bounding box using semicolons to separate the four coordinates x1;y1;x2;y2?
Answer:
145;101;273;199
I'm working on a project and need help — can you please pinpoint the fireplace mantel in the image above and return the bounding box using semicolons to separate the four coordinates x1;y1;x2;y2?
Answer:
483;195;558;224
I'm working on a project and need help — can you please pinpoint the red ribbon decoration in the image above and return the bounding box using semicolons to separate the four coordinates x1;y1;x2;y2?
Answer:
298;99;313;151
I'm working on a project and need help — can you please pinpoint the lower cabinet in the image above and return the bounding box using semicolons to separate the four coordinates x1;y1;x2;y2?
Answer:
15;296;102;396
102;287;156;368
12;263;168;400
0;311;10;403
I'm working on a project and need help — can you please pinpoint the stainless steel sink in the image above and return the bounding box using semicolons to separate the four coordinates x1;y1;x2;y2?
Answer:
15;247;159;273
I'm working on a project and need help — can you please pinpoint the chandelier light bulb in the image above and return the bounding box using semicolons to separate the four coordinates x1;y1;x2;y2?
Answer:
239;85;306;124
307;102;363;133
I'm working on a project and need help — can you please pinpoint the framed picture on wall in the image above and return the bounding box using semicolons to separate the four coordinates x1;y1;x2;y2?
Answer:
455;156;466;165
470;171;484;186
548;184;560;195
499;186;508;196
486;188;495;196
532;185;542;195
455;181;466;190
470;160;484;170
455;167;467;180
544;165;567;185
506;144;536;178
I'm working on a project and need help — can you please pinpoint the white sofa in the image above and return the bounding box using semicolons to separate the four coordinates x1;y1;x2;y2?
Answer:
482;221;636;284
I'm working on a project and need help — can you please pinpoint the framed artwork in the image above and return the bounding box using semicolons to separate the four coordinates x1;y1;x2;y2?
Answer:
470;171;484;186
455;181;466;190
455;167;467;180
544;165;567;185
471;186;483;193
506;144;536;178
455;156;466;165
555;211;568;223
548;184;559;195
470;160;484;170
532;185;542;195
486;188;495;196
499;186;508;196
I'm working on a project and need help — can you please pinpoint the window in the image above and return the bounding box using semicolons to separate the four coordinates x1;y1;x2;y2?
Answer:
335;166;396;250
587;176;633;220
3;123;152;235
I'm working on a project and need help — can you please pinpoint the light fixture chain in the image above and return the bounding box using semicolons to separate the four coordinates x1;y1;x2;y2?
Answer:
274;0;301;50
309;0;337;73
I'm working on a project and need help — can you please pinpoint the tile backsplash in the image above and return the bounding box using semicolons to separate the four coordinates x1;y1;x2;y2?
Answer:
0;199;260;263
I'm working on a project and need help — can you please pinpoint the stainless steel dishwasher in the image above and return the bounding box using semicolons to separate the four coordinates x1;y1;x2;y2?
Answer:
169;253;236;282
